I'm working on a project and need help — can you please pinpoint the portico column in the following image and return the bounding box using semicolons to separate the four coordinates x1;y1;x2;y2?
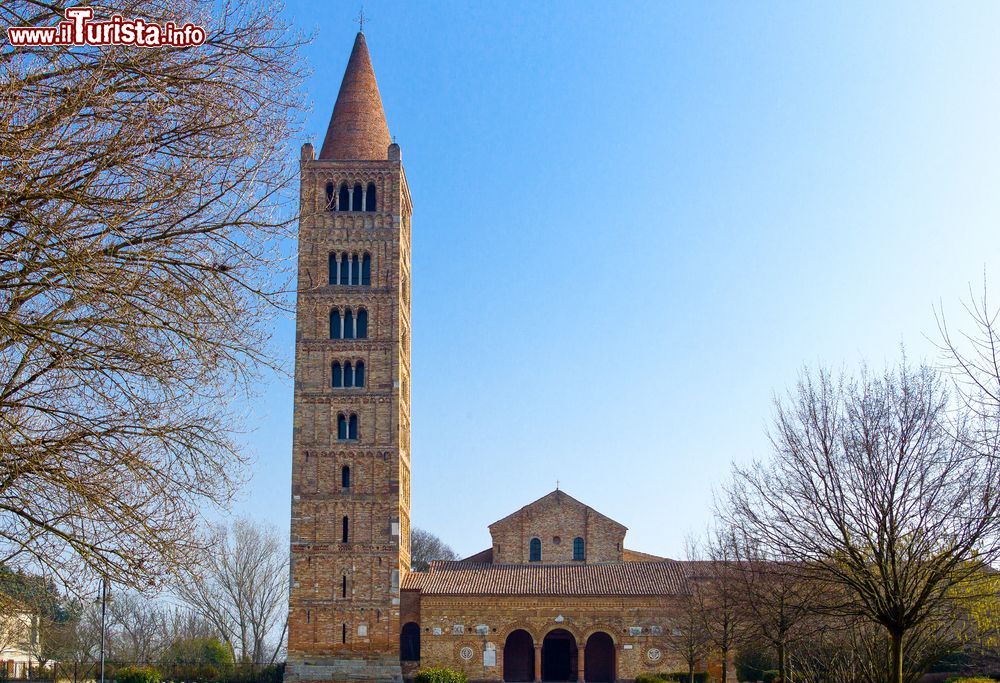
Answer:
578;647;585;683
534;644;542;682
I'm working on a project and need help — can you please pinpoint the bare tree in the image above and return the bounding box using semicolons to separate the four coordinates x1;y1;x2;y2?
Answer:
722;362;1000;683
108;592;168;663
692;529;750;683
725;540;822;683
409;528;458;571
0;0;305;593
789;614;859;683
938;283;1000;461
162;605;216;647
174;518;288;664
669;589;712;683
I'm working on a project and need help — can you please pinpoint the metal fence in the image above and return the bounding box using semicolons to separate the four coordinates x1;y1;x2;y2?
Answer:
0;661;285;683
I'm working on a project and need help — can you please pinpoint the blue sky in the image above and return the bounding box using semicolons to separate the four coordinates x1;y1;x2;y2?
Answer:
231;1;1000;560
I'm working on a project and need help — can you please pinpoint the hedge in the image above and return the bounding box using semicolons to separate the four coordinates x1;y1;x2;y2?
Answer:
414;667;469;683
635;672;710;683
116;666;161;683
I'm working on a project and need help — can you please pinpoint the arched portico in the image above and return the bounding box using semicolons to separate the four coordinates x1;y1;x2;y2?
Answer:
504;629;535;682
583;632;615;682
542;628;578;682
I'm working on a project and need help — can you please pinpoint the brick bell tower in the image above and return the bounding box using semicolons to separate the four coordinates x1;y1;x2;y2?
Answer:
286;31;412;683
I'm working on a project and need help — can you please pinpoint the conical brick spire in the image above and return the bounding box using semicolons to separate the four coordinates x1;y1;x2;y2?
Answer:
319;32;391;160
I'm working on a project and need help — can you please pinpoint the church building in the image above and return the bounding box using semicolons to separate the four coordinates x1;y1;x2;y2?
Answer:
286;32;715;683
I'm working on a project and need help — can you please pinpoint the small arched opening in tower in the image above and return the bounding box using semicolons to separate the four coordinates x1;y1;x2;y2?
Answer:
338;183;349;211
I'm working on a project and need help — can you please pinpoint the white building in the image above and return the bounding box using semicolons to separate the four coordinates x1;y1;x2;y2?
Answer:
0;602;40;678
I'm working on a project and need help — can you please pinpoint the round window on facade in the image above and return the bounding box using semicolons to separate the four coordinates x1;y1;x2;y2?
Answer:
552;536;561;545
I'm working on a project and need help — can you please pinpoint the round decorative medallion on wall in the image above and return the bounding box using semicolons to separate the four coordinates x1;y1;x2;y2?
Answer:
553;536;561;545
459;646;474;661
647;648;662;663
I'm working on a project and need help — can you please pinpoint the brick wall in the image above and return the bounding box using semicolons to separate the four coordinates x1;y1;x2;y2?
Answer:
490;491;626;565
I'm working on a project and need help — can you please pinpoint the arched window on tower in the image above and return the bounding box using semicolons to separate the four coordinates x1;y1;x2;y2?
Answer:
357;309;368;339
343;309;355;339
341;516;349;543
361;253;371;286
366;183;377;212
325;182;335;210
332;362;343;388
529;538;541;562
341;574;348;598
342;465;351;489
351;253;360;286
352;183;363;211
348;414;358;440
338;183;349;212
330;310;342;339
337;413;347;440
340;251;349;284
573;537;585;561
343;361;354;388
355;360;365;387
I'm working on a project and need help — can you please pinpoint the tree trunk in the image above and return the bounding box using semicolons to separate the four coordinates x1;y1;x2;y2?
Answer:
890;628;904;683
721;647;729;683
777;642;786;683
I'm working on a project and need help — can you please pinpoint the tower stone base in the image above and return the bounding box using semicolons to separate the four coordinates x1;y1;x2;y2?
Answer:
285;657;403;683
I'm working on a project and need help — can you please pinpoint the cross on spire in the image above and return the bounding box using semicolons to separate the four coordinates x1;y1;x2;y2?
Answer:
355;7;368;33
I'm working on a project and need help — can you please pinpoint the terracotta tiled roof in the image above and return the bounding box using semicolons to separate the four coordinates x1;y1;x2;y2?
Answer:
319;32;391;160
456;548;494;564
401;561;689;596
623;548;666;562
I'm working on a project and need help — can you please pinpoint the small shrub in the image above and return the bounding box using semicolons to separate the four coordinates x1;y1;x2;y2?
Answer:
414;667;468;683
635;673;709;683
116;666;161;683
945;678;998;683
636;675;668;683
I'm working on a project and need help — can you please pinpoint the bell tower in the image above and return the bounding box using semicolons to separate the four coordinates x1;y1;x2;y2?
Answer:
286;31;412;683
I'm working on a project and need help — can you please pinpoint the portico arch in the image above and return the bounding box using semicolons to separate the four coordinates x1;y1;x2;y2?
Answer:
542;628;578;682
503;629;535;682
584;632;615;682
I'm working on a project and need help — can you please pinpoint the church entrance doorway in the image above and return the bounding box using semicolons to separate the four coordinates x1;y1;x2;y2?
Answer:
542;629;578;681
584;632;615;682
503;630;535;682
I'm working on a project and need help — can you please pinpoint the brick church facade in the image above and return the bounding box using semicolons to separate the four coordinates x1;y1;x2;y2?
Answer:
286;32;717;683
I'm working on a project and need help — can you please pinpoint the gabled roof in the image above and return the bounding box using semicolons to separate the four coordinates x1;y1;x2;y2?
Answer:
456;548;494;565
623;548;667;562
401;560;689;596
488;489;627;531
319;32;391;160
